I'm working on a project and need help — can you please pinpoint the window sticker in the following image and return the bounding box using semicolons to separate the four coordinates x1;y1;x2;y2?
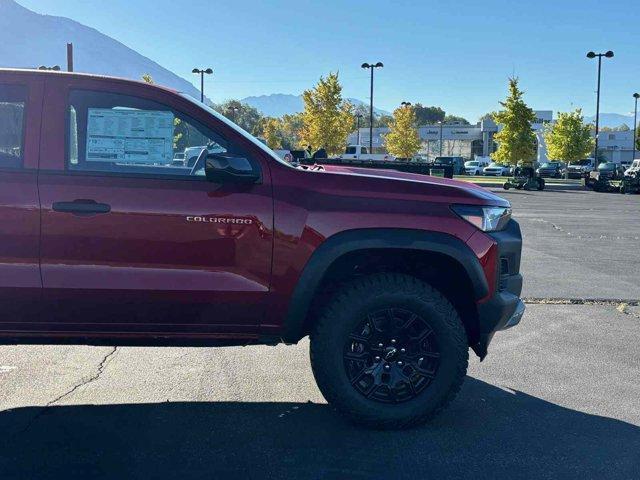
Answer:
86;108;174;164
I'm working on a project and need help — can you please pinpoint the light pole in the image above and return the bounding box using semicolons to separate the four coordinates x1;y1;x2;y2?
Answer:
356;113;363;146
633;93;639;162
586;51;614;164
401;101;412;108
361;62;383;151
438;120;444;157
192;67;213;103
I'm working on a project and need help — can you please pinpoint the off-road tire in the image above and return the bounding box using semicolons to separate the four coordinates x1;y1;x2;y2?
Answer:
537;178;545;191
310;273;468;429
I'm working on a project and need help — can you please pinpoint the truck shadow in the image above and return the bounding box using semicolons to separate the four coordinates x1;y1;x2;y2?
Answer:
1;377;638;480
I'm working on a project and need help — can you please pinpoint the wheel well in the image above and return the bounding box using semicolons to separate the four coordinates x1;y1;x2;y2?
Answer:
303;249;480;345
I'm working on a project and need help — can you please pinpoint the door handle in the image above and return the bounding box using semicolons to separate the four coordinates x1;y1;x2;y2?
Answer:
52;199;111;215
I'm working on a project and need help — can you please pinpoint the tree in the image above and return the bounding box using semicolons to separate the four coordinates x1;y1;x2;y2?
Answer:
384;105;421;159
444;114;470;125
279;113;304;149
478;112;495;123
413;104;445;125
261;117;282;149
142;73;154;84
543;109;593;163
214;100;263;134
491;78;537;166
299;73;354;155
353;104;393;128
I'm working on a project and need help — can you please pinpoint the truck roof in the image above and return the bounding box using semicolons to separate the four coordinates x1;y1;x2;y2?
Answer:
0;68;179;95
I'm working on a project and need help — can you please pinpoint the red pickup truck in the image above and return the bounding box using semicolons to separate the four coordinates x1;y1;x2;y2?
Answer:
0;69;524;428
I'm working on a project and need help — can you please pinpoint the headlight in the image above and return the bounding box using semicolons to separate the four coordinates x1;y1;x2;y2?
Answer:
451;205;512;232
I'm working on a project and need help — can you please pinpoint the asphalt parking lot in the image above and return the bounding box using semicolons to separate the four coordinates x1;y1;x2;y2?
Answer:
1;185;639;479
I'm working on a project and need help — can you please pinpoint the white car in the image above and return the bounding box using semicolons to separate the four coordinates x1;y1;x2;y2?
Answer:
625;159;640;176
464;160;485;175
483;163;510;176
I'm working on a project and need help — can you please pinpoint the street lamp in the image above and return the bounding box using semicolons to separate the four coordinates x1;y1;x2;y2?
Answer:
438;120;444;157
401;101;412;108
361;62;383;151
355;113;363;146
192;67;213;103
38;65;61;71
633;93;640;162
586;50;614;163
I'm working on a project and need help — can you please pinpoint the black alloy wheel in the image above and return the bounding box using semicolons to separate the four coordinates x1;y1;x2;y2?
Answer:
344;308;440;403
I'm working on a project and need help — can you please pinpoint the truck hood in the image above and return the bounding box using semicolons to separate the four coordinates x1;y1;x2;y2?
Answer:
320;164;510;207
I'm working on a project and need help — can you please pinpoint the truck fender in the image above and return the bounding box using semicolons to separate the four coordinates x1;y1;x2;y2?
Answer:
280;228;489;342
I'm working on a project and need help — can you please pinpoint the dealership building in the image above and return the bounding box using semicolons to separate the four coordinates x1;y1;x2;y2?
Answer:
349;110;637;163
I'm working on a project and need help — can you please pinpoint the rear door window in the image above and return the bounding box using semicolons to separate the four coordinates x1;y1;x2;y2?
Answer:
0;84;27;169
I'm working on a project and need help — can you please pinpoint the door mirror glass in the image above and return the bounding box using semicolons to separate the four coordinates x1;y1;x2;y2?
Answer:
204;153;260;184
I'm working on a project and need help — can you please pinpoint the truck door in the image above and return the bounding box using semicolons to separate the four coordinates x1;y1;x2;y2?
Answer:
0;77;43;331
37;76;273;338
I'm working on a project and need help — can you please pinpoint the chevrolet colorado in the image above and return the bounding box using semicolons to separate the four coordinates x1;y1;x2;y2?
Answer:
0;69;524;428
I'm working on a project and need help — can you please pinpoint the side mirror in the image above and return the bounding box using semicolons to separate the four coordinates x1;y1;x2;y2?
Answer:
204;153;260;184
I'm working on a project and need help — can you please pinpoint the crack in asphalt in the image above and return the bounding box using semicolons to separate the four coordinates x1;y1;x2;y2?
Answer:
7;346;118;439
527;217;640;240
523;297;640;306
45;346;118;407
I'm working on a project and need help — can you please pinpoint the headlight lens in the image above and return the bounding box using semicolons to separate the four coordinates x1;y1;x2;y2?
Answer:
451;205;512;232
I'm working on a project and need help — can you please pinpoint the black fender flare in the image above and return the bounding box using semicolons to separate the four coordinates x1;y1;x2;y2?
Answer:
280;228;488;342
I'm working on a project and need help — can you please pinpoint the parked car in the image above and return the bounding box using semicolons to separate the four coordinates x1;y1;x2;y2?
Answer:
624;159;640;176
536;162;564;178
483;163;511;176
0;68;525;429
433;156;465;175
464;160;485;175
340;144;394;161
171;152;185;166
566;158;596;178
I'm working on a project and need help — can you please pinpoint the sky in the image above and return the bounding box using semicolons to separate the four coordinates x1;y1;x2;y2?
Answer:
18;0;640;122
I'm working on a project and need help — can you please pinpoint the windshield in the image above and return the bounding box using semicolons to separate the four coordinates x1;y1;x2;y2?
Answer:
598;163;615;171
466;161;479;166
487;163;502;168
434;157;452;164
345;146;356;154
571;159;592;166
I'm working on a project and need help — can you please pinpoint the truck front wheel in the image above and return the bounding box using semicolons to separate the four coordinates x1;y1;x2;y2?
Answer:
309;273;468;429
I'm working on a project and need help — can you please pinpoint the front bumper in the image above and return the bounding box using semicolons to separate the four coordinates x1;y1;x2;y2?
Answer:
471;219;525;359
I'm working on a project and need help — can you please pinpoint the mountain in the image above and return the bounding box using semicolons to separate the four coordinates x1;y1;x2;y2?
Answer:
0;0;202;100
584;113;637;129
241;93;391;117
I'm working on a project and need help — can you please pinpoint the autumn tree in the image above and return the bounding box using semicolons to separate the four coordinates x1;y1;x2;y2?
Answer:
260;117;283;149
299;72;354;155
492;78;537;166
543;109;593;165
384;104;421;159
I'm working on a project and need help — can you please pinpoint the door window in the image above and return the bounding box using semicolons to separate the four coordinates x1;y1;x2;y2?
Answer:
0;84;27;169
68;89;243;178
